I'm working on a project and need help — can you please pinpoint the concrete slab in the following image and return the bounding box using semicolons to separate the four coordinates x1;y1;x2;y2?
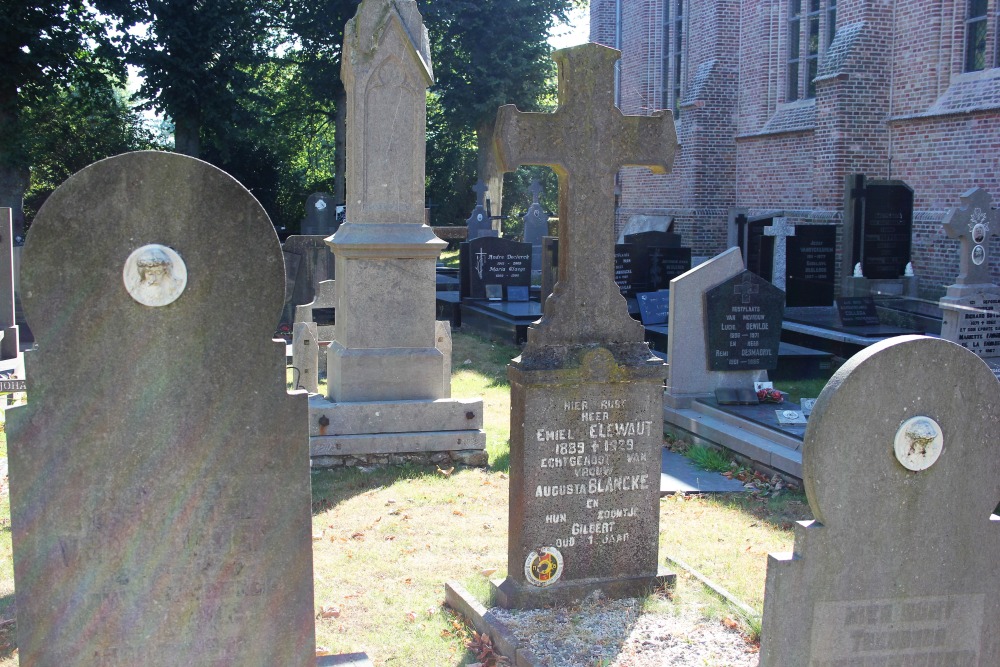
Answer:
660;448;747;494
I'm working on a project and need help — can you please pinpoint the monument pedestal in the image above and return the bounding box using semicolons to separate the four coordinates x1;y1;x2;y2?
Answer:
494;346;673;609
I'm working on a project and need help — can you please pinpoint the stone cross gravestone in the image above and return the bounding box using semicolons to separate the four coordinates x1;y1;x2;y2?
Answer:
522;179;548;270
664;248;771;406
763;217;795;291
705;270;784;372
9;151;319;665
760;335;1000;666
466;180;497;239
0;208;19;360
938;187;1000;366
491;42;677;608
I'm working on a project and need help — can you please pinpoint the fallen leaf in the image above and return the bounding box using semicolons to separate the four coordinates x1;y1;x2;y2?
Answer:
722;617;740;630
480;568;497;577
452;510;464;516
385;535;396;541
316;646;332;656
426;606;437;617
312;531;325;541
318;605;341;619
405;611;417;622
351;532;365;540
437;466;455;477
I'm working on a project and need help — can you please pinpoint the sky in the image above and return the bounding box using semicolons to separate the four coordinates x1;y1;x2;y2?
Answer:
548;4;591;50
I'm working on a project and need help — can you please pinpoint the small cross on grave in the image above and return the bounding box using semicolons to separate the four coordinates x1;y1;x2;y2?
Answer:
942;187;996;286
528;178;543;205
493;43;676;350
734;272;759;304
472;180;488;208
475;247;487;280
764;216;796;291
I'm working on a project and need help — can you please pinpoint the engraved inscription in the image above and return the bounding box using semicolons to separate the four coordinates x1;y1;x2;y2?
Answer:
810;594;985;665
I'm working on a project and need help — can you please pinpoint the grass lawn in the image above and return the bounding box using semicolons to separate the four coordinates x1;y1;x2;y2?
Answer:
0;330;814;666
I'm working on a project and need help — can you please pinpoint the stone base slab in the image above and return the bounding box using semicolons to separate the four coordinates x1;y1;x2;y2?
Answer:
311;429;485;457
445;581;537;667
311;449;488;469
490;568;675;610
327;344;447;402
316;653;374;666
308;395;483;436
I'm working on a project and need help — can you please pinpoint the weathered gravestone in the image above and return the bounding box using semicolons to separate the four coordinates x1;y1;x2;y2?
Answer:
938;188;1000;373
0;208;20;360
462;236;533;301
664;248;774;405
491;42;676;608
465;180;497;240
522;179;548;271
300;192;341;235
8;151;324;665
313;0;484;464
760;335;1000;666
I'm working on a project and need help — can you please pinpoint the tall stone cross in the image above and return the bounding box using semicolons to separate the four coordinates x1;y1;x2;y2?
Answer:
528;178;543;205
942;187;996;286
472;179;488;208
764;216;796;291
493;43;676;351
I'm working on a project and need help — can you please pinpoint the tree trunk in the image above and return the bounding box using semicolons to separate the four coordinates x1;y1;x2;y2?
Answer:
173;113;201;157
0;89;28;226
333;81;346;208
476;120;503;223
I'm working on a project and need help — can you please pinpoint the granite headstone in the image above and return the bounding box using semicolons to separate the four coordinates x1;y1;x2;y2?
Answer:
785;225;836;307
464;236;532;301
860;180;913;279
9;151;318;665
465;180;497;240
705;270;784;372
760;335;1000;666
300;192;340;235
492;42;677;608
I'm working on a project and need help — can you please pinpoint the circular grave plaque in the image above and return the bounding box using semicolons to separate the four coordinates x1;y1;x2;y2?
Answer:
123;244;187;307
972;245;986;266
524;547;563;587
893;416;943;471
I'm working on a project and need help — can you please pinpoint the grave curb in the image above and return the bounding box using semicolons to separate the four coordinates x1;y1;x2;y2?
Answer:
664;553;758;622
444;581;537;667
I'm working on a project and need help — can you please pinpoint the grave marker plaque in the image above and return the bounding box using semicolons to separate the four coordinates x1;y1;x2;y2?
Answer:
760;336;1000;666
614;244;637;296
786;225;836;307
861;181;913;279
636;290;670;325
705;270;784;371
492;43;676;608
9;151;317;665
837;296;880;327
464;236;532;300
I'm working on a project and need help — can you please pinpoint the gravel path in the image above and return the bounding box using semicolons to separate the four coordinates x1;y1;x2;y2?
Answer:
490;592;760;667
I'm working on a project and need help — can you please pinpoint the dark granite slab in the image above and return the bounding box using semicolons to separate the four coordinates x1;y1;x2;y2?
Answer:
697;397;808;442
660;449;747;494
784;306;916;337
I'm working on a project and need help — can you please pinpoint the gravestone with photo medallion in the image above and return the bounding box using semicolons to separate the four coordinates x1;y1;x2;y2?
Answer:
938;187;1000;375
491;42;677;608
760;335;1000;666
7;151;352;666
465;180;497;240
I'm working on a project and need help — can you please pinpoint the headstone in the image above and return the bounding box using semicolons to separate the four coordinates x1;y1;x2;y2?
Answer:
0;208;20;359
837;296;880;326
491;42;677;608
293;321;320;393
463;236;532;300
465;180;497;239
613;243;637;296
9;151;321;665
938;187;1000;365
763;217;795;292
636;290;670;325
541;236;558;303
705;270;784;372
281;234;336;330
760;335;1000;666
859;179;914;279
315;0;485;461
616;213;671;244
727;208;748;249
664;248;771;405
623;231;689;292
300;192;340;235
785;225;836;307
522;179;548;270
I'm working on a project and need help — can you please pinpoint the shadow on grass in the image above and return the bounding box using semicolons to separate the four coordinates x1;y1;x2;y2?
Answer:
489;447;510;474
0;592;15;661
309;463;448;515
702;491;813;532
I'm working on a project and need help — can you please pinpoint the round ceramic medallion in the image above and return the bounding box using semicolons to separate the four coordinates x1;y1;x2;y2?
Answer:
893;416;943;471
972;245;986;266
123;244;187;307
972;222;986;244
524;547;563;587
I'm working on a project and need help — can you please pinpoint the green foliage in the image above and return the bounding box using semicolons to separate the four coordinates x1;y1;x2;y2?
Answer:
685;445;734;473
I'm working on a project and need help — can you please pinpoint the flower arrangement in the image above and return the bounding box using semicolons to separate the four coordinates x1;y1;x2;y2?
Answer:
757;387;784;404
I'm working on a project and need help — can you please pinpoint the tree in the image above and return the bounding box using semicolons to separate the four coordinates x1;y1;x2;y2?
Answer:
101;0;280;157
422;0;575;217
0;1;118;216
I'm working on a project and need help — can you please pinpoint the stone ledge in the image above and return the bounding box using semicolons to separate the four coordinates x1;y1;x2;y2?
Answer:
444;581;540;667
308;395;484;436
311;429;486;457
311;449;488;469
491;569;675;610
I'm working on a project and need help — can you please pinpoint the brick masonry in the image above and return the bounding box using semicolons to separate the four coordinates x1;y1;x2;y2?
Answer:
595;0;1000;298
